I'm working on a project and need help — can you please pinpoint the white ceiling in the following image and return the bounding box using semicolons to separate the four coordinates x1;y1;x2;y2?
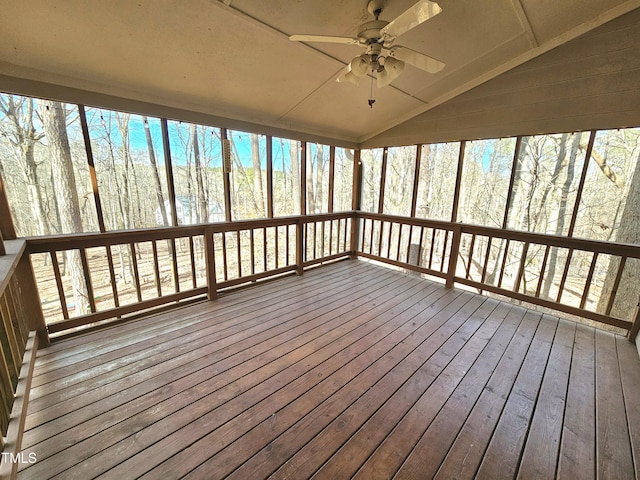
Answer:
0;0;639;146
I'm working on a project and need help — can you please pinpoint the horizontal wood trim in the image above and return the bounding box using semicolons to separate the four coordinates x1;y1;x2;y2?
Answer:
302;252;351;267
356;212;455;232
0;240;27;296
217;265;298;290
47;287;208;334
358;212;640;259
454;276;632;331
357;251;448;279
25;213;355;253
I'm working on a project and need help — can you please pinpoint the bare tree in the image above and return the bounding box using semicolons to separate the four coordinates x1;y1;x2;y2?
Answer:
39;100;89;315
0;96;49;236
143;116;168;226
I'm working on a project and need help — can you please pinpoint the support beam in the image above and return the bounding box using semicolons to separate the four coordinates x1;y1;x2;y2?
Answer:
161;118;179;227
378;147;388;214
78;104;106;232
266;135;274;219
221;128;233;222
0;173;16;240
450;141;466;223
410;144;422;218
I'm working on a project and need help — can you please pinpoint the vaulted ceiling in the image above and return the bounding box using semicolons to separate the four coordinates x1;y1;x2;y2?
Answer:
1;0;639;148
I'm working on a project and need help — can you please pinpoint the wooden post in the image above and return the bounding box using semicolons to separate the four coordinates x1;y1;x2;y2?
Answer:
378;147;388;214
0;172;17;240
266;136;274;219
15;253;49;346
296;219;304;275
300;142;307;216
78;105;106;232
204;228;217;300
450;141;466;223
350;149;362;258
446;225;462;288
410;145;422;218
328;146;335;213
0;230;5;257
221;128;233;222
161;118;179;227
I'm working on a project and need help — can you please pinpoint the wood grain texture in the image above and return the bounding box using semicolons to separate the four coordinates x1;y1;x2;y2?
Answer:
14;261;640;480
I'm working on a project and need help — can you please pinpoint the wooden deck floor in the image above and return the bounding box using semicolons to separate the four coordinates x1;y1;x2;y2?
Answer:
17;260;640;479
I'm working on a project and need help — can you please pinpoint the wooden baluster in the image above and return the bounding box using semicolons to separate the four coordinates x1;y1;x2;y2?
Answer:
313;222;318;261
446;225;462;288
250;229;256;275
170;238;180;293
263;227;268;271
275;226;279;269
204;228;217;300
395;224;402;261
556;249;574;303
514;242;530;293
428;229;436;270
80;248;98;311
221;233;228;281
0;230;5;256
535;245;551;298
329;220;334;256
320;221;325;259
465;234;477;280
605;256;627;316
126;244;142;303
580;252;598;309
480;236;493;284
236;230;242;278
296;220;303;275
152;241;162;297
440;230;450;272
50;252;69;320
189;236;197;288
417;226;425;267
497;239;511;288
285;225;289;267
106;245;120;307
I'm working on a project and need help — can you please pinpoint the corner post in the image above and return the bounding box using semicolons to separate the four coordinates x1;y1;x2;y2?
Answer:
446;225;462;289
16;251;49;346
204;228;217;300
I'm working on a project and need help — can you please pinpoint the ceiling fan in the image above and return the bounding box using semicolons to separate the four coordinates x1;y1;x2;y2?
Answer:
289;0;445;89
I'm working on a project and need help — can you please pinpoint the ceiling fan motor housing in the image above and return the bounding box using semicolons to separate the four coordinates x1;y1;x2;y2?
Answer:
357;20;389;43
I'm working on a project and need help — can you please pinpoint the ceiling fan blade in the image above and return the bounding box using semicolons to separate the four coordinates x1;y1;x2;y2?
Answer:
289;34;359;45
380;0;442;40
391;46;445;74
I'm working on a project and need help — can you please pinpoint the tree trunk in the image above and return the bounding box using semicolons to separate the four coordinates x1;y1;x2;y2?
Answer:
251;134;265;216
143;116;168;226
192;125;208;223
597;149;640;318
40;100;90;315
542;134;580;298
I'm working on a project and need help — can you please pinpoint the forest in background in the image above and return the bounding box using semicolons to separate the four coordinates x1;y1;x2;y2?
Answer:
0;92;639;326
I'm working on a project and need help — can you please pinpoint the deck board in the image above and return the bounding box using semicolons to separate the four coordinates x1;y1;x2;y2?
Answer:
16;260;640;479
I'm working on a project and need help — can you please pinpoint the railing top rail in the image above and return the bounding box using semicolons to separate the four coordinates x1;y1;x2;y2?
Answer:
357;211;640;259
25;212;355;253
0;239;27;295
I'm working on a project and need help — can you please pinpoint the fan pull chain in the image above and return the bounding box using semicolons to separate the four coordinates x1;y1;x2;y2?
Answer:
368;75;375;108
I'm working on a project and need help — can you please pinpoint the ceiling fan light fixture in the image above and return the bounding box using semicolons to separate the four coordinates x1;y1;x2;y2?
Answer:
377;57;405;87
350;54;372;77
336;67;362;86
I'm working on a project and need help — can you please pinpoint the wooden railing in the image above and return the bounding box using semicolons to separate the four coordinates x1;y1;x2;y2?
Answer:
0;240;47;456
26;213;353;336
356;212;640;335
